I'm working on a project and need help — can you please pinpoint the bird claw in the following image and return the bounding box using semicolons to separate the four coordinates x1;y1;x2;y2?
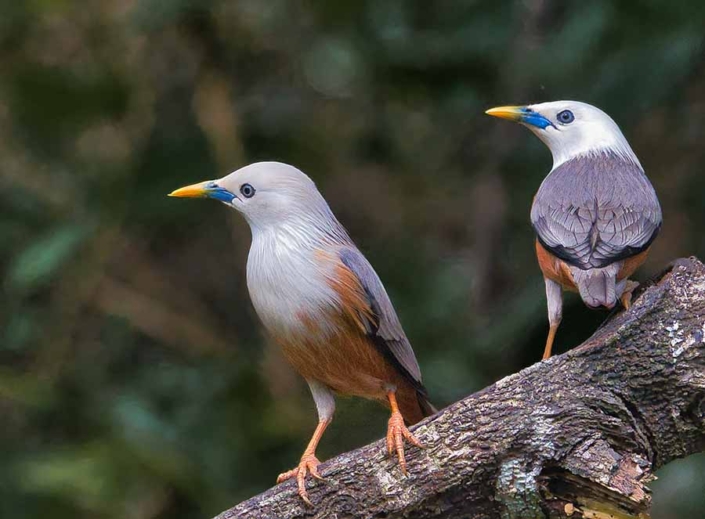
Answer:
276;453;323;506
386;411;424;474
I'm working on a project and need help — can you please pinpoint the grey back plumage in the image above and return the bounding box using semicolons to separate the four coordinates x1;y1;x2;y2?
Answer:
531;151;662;271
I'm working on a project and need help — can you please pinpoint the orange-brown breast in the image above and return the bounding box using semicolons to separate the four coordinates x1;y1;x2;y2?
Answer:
273;253;423;421
276;315;423;421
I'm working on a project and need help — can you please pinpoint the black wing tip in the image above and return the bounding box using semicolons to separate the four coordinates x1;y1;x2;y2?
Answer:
536;228;660;271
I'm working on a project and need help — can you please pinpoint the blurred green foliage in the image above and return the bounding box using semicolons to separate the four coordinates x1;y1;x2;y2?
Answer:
1;1;704;518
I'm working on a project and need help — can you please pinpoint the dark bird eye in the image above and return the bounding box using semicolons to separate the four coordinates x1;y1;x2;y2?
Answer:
240;183;256;198
557;110;575;124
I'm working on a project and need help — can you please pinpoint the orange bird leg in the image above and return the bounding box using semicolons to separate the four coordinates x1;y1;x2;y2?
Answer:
385;390;423;474
276;418;330;506
277;379;335;506
543;324;559;360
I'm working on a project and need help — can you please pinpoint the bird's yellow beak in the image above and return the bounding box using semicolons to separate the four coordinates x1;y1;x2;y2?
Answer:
485;105;553;129
485;105;526;122
168;181;212;198
169;180;236;203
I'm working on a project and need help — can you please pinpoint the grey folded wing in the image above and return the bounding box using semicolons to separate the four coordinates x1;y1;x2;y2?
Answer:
338;247;426;394
530;154;662;270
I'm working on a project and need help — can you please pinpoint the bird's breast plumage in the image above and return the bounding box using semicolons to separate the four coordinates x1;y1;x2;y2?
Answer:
245;231;400;398
246;230;342;339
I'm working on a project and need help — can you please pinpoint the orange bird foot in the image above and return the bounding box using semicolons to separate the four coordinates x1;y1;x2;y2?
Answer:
386;410;423;474
276;453;324;506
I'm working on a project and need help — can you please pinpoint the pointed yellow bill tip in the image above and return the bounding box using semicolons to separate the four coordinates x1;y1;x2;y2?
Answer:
168;181;210;198
485;105;526;122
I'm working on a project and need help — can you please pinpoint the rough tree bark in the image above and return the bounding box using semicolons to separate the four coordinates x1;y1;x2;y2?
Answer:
216;257;705;519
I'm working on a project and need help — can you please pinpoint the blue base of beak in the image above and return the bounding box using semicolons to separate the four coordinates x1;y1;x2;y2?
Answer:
205;183;237;203
521;109;554;130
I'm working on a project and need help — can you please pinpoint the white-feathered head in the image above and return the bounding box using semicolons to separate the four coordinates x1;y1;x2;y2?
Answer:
486;100;640;169
169;161;340;232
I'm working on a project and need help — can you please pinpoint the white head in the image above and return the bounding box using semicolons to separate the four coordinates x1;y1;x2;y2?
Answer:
169;161;345;236
486;100;640;169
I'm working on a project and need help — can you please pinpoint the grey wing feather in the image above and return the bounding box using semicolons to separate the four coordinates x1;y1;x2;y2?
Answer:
531;153;662;270
338;247;424;389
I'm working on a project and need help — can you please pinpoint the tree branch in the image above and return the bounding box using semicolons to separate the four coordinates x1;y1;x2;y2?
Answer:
215;257;705;519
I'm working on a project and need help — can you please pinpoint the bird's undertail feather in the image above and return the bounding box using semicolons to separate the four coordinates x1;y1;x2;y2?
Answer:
396;385;436;426
570;263;622;309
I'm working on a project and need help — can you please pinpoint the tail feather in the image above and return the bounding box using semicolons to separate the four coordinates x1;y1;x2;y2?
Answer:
418;392;437;418
570;263;621;309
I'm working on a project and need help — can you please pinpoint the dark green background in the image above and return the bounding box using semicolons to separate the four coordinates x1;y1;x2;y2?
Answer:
1;1;704;518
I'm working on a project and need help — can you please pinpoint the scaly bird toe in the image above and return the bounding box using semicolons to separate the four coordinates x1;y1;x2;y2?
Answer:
386;411;423;474
276;454;323;506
